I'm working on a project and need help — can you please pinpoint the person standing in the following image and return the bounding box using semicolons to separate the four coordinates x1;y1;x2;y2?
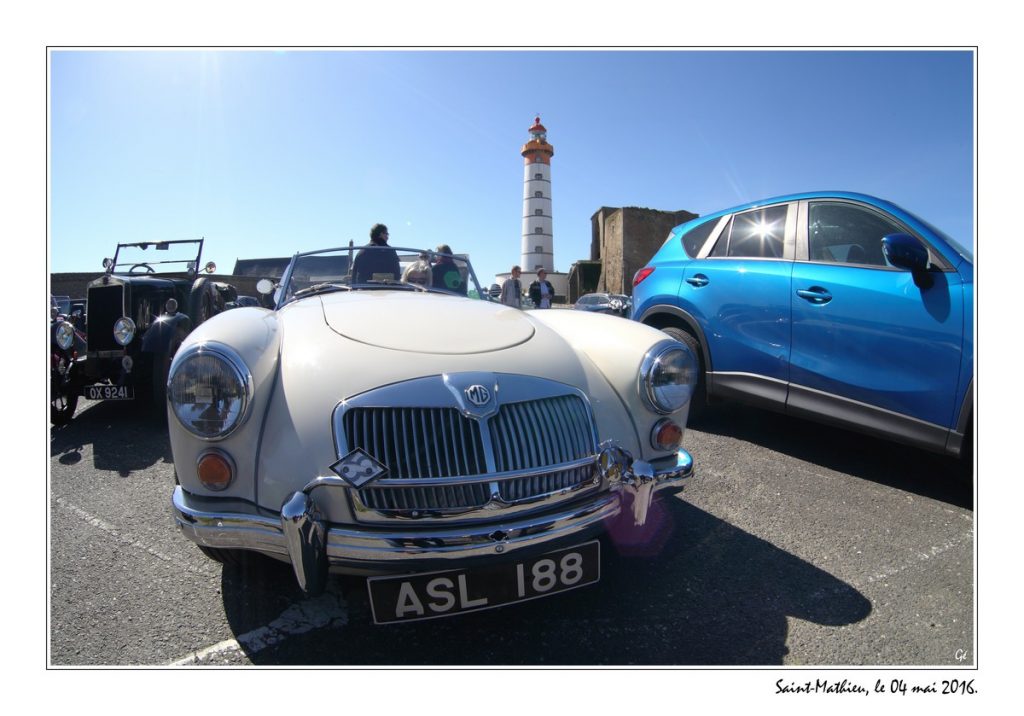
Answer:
528;268;555;309
500;265;523;307
352;223;400;283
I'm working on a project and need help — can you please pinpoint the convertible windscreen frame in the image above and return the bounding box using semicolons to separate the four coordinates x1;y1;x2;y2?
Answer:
276;244;490;307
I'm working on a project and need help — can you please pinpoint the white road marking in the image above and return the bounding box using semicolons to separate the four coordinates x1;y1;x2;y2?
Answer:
859;531;974;587
53;494;350;665
53;496;207;575
169;586;349;665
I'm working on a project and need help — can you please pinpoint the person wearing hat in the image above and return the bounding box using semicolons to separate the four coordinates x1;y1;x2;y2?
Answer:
528;268;554;308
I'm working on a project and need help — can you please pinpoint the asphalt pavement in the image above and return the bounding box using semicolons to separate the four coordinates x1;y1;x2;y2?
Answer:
48;398;974;666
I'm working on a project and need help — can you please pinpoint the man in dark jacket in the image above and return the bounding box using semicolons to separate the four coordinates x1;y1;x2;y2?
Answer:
528;268;555;308
352;223;400;283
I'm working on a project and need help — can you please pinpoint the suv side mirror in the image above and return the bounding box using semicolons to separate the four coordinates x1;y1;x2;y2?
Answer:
882;233;933;289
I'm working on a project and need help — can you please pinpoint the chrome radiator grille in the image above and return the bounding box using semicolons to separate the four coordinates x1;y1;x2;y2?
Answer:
490;396;596;502
343;407;491;511
341;393;597;515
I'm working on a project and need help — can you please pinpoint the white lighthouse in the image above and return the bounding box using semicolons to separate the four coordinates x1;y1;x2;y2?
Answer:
520;116;555;272
495;116;566;304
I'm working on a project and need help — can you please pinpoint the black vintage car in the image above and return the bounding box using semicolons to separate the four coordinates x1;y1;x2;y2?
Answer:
50;298;87;425
65;239;237;420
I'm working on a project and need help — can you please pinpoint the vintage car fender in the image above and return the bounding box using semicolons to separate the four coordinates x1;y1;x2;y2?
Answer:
168;294;690;524
140;312;193;356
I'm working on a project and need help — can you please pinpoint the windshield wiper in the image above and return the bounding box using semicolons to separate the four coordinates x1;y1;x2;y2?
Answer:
293;282;351;298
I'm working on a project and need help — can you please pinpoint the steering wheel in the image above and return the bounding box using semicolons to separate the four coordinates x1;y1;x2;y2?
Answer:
129;263;155;274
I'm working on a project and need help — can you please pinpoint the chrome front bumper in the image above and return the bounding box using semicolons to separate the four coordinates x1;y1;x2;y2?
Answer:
172;447;694;596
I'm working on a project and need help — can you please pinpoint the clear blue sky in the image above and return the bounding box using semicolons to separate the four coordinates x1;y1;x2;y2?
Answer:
49;49;974;286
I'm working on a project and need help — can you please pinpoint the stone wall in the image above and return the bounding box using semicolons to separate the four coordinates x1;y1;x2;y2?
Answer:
591;207;697;296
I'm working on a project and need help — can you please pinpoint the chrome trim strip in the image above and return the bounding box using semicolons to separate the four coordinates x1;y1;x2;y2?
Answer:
174;485;620;567
308;457;597;491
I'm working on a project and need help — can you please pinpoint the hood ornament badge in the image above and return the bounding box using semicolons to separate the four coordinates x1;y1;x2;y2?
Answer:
464;384;491;407
443;372;500;418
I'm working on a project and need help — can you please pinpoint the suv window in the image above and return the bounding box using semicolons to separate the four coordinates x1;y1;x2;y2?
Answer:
679;219;718;258
808;202;900;267
710;205;787;258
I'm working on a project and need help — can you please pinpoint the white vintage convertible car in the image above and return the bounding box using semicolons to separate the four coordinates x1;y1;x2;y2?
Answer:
168;245;696;624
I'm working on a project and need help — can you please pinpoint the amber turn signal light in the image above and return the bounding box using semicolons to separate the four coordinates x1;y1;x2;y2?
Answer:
651;419;684;451
197;452;234;491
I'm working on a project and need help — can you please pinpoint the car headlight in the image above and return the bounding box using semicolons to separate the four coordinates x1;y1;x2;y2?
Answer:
639;340;697;414
113;317;136;346
168;343;252;439
55;321;75;351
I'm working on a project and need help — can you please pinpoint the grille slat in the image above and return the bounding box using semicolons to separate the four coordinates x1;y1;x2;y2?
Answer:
343;395;595;515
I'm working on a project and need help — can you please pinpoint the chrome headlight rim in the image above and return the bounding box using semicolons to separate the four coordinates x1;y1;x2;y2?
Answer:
113;316;136;346
639;338;697;415
168;341;254;441
55;321;75;351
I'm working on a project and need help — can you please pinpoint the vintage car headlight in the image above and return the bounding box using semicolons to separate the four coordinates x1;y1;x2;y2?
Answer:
640;340;697;414
168;344;253;439
55;321;75;351
113;317;136;346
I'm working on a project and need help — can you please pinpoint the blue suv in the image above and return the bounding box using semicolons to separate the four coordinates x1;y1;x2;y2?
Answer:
632;192;973;459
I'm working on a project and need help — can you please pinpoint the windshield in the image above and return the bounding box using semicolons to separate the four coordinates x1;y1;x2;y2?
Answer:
111;240;204;275
276;245;489;306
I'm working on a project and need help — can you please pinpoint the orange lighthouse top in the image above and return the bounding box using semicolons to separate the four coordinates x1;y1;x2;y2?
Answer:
521;115;554;165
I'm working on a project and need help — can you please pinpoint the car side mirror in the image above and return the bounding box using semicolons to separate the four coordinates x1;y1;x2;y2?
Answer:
256;278;275;295
882;233;933;289
204;261;217;274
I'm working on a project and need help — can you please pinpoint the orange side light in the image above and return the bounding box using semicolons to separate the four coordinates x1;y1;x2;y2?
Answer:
197;452;234;491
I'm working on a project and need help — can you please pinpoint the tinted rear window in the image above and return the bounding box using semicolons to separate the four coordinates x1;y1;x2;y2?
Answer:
679;219;718;258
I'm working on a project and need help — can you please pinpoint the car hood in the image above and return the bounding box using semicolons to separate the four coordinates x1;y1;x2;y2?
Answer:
319;291;535;354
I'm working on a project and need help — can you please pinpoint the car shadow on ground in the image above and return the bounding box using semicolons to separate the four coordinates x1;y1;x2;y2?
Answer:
216;497;871;666
689;403;973;510
48;400;174;477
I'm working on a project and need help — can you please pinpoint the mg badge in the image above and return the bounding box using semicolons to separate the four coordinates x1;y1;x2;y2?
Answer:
330;448;388;488
465;384;491;407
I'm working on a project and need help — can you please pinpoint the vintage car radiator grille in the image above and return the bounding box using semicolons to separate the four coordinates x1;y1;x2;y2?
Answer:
490;396;596;502
342;395;596;513
86;283;125;352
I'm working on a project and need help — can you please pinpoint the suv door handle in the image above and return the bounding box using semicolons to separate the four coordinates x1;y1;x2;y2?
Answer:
686;274;710;288
796;287;833;304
